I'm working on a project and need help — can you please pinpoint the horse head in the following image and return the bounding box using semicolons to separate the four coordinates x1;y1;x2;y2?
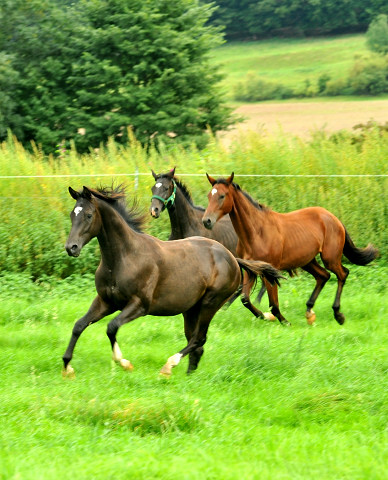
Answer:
65;186;102;257
202;172;234;230
150;167;176;218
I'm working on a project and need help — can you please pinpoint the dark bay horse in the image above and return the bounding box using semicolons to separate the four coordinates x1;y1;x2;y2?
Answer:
62;185;283;378
150;167;266;304
202;173;378;326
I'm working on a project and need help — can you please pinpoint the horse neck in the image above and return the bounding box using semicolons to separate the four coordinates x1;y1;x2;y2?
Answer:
96;199;140;267
229;188;268;250
167;186;202;237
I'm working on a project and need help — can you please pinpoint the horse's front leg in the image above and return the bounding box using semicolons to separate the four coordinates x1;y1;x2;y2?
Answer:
106;298;146;371
264;281;290;326
62;295;115;377
240;271;266;319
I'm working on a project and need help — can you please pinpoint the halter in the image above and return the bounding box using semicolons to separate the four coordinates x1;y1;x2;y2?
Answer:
151;179;177;211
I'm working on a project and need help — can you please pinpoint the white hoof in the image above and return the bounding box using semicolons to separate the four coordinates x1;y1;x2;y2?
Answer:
306;310;316;325
119;359;134;371
263;312;276;321
62;364;75;379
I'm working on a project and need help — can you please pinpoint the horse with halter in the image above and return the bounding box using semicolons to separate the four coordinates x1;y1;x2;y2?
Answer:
202;173;378;326
62;185;283;378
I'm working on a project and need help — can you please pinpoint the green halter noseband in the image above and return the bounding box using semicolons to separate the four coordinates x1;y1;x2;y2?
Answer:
151;179;177;211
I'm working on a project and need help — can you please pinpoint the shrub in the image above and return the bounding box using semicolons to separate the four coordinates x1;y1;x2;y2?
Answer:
366;14;388;55
233;73;293;102
348;55;388;95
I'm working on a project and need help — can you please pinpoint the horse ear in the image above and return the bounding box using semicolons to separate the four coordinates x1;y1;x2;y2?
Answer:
69;187;80;200
82;186;92;199
206;173;216;186
226;172;234;184
167;167;176;178
151;169;158;179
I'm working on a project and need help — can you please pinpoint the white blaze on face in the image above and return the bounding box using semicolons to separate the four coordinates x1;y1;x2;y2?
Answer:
155;182;162;189
74;206;83;216
211;188;218;196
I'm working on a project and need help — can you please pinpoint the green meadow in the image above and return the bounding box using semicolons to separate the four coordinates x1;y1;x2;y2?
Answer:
0;265;387;479
210;34;369;98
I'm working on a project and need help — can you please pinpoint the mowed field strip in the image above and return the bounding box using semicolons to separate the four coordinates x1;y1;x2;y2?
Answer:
220;99;388;143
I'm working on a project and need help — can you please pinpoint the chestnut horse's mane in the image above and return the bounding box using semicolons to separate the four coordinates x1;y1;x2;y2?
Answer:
215;179;269;212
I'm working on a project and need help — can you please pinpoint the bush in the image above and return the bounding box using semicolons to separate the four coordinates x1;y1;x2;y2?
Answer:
366;14;388;55
348;55;388;94
233;73;293;102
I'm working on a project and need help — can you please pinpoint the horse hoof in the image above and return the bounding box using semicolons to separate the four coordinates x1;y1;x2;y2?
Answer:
263;312;276;321
62;365;75;379
119;359;134;371
335;313;345;325
159;365;172;378
280;320;291;326
306;310;316;325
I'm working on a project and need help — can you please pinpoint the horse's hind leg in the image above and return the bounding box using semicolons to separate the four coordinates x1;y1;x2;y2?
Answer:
62;295;115;377
302;259;331;325
160;300;220;377
321;257;349;325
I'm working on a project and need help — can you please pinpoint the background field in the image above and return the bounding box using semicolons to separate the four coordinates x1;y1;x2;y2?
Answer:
211;35;368;97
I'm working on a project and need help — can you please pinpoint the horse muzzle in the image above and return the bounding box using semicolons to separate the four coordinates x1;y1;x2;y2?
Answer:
149;205;160;218
202;214;216;230
65;242;81;257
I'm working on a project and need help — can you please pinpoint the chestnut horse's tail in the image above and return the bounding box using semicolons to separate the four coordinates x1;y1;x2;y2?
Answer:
237;258;285;287
343;229;379;266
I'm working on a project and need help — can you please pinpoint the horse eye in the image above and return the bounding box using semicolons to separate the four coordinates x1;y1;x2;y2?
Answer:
219;194;225;200
87;213;92;219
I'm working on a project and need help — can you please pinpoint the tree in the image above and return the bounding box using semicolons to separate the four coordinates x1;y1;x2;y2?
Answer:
366;14;388;55
0;0;234;153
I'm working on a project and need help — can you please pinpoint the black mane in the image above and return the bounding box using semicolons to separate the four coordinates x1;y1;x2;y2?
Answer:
215;179;268;211
87;185;145;232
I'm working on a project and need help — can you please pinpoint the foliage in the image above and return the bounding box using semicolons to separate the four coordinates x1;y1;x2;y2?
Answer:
0;268;387;478
366;14;388;54
0;129;386;279
206;0;388;40
0;0;234;153
348;54;388;95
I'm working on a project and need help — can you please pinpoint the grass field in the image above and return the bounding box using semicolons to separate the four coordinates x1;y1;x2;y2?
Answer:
210;35;368;98
1;265;387;480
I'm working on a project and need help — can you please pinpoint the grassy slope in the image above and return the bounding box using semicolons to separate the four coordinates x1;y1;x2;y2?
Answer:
0;267;387;480
210;35;368;98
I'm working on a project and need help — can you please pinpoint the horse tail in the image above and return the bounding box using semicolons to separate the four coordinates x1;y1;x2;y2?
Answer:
236;258;285;286
343;228;379;266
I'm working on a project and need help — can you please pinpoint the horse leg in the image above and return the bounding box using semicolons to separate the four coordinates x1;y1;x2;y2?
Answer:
264;281;290;326
240;271;267;319
181;307;205;374
62;295;115;377
256;280;267;304
106;299;146;371
320;250;350;324
160;298;221;377
302;259;331;325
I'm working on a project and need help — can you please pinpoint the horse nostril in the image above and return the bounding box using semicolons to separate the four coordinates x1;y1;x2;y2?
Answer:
203;218;212;229
71;244;78;252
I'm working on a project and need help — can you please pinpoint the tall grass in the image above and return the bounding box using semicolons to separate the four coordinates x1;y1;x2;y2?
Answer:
0;128;386;278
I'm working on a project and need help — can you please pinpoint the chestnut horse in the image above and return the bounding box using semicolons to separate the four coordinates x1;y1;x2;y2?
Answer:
202;173;378;326
62;185;283;378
